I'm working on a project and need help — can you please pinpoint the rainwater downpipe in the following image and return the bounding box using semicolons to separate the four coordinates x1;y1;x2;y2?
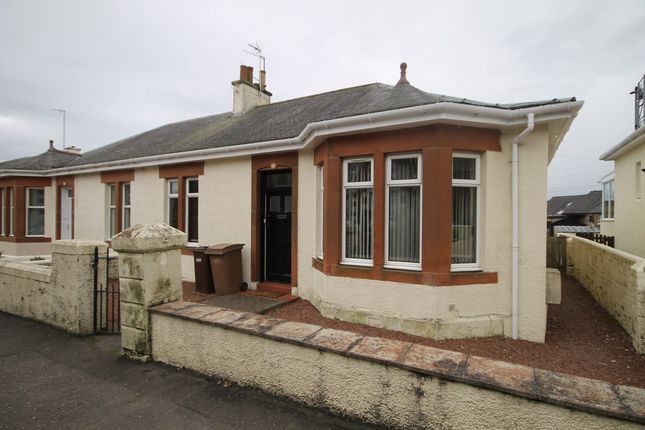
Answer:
511;112;535;340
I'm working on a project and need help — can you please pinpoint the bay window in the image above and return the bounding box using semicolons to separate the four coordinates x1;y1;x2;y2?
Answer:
385;154;421;269
602;179;615;219
451;153;480;270
342;158;373;265
26;187;45;236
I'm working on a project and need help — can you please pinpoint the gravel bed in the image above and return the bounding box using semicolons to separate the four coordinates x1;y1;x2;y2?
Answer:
265;274;645;388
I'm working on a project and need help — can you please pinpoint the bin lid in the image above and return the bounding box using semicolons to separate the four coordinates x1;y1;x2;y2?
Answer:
205;243;244;255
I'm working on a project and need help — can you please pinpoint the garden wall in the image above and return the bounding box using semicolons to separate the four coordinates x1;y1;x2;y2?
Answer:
150;301;644;429
566;235;645;353
0;240;108;335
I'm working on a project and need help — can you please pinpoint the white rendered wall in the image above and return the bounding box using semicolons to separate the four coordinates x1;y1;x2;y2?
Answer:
199;157;252;284
73;173;106;241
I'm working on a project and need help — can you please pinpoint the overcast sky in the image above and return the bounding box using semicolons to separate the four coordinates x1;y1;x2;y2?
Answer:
1;0;644;196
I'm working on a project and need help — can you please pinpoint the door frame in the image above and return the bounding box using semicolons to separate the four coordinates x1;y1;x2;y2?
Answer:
259;171;292;283
56;176;75;240
251;152;298;287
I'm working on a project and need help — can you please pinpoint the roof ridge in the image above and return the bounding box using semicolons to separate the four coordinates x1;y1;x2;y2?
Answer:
255;82;391;109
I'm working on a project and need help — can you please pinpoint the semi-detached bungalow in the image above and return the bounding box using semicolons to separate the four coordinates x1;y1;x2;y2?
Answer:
0;63;582;342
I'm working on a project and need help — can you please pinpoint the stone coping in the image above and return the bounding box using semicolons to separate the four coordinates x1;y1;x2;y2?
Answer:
150;301;645;424
0;260;51;282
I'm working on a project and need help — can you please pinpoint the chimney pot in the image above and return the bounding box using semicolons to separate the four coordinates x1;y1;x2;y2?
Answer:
246;66;254;83
397;62;409;85
260;70;267;91
239;65;248;81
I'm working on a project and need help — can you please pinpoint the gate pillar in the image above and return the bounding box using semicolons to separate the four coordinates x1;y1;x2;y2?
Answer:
51;240;108;335
112;223;186;360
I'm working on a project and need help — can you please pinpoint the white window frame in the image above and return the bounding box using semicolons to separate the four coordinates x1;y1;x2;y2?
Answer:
342;157;374;267
8;188;14;236
385;153;422;271
451;152;481;272
601;176;615;220
122;182;131;231
107;184;117;238
316;165;324;259
185;177;199;243
25;187;45;237
166;179;179;228
1;188;5;236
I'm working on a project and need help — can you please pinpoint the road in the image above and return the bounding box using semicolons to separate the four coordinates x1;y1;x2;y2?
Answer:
0;312;379;430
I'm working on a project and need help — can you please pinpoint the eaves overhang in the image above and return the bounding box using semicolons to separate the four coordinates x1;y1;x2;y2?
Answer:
600;126;645;161
0;100;584;178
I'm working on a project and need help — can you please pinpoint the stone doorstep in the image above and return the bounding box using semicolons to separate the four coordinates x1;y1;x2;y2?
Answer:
149;301;645;425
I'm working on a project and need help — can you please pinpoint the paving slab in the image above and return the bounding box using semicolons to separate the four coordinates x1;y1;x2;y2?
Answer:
201;294;287;314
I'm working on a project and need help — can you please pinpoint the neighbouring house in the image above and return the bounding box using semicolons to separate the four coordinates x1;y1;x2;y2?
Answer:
0;63;583;342
546;190;601;235
599;126;645;258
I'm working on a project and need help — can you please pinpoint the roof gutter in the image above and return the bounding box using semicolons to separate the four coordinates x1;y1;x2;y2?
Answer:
0;100;583;178
599;126;645;161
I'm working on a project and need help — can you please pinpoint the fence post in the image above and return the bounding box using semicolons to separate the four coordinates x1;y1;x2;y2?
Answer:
111;223;186;360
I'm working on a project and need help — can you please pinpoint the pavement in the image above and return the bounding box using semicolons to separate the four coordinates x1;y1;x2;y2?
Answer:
0;312;380;430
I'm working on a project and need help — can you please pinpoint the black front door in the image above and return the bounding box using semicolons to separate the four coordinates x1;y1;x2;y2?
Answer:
261;171;292;284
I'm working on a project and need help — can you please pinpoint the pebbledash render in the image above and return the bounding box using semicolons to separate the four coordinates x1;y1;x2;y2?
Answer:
0;63;583;342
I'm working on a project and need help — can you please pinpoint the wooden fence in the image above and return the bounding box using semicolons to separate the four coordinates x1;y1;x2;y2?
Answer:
546;235;568;271
576;232;615;248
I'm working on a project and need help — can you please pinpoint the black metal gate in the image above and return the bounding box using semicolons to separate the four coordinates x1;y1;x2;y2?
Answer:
93;247;120;334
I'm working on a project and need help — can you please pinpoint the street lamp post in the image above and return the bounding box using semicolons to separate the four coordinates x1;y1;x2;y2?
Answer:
51;108;66;149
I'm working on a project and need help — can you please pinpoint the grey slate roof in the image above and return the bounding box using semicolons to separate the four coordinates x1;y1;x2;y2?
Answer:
0;147;80;170
547;191;602;217
553;225;600;234
2;81;577;170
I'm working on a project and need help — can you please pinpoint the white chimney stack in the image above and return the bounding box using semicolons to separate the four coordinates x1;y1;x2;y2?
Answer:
232;65;271;114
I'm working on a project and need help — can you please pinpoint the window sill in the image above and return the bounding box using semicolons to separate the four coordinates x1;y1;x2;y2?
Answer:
383;264;422;272
340;260;373;268
0;236;51;243
450;266;482;273
313;259;497;286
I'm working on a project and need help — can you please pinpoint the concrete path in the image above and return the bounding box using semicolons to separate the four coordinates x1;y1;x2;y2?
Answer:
0;312;379;430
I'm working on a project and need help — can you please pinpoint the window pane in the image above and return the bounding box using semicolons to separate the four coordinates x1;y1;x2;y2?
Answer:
123;208;131;230
169;180;178;195
269;195;281;213
109;208;116;237
188;179;198;194
391;158;418;181
168;197;178;228
109;184;116;205
453;158;476;180
347;161;371;183
123;183;131;206
27;208;45;235
284;195;291;213
388;186;420;263
29;188;44;206
452;187;477;264
345;188;373;260
266;172;291;188
187;196;198;242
